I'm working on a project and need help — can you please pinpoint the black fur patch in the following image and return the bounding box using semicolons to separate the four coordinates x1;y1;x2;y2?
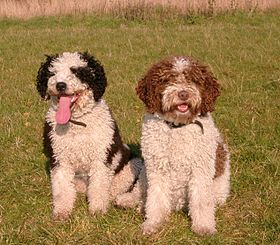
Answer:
43;122;58;170
106;122;131;174
36;54;58;99
70;52;107;102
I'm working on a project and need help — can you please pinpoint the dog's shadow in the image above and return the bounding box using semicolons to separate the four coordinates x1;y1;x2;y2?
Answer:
127;143;142;159
44;159;52;176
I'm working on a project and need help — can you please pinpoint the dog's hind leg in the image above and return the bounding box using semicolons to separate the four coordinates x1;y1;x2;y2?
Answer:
110;158;142;199
51;165;76;220
74;177;88;194
115;164;147;211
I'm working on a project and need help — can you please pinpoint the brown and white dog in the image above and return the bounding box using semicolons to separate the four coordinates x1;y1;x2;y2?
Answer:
37;51;142;220
117;56;230;235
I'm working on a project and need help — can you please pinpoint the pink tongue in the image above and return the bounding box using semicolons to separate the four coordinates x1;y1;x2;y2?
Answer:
56;96;72;124
177;104;188;113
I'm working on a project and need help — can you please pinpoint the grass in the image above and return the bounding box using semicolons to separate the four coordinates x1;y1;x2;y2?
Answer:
0;11;280;244
1;0;280;19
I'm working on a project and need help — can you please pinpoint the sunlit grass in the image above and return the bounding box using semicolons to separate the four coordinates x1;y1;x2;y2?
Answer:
0;12;279;243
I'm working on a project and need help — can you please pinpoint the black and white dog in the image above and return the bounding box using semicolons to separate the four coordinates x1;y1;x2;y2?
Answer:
37;51;141;220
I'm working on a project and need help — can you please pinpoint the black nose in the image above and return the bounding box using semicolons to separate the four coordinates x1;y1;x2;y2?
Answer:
56;82;67;92
178;90;188;100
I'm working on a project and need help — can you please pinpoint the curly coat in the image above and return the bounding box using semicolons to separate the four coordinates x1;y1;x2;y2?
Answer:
136;56;220;115
117;56;230;236
37;52;142;220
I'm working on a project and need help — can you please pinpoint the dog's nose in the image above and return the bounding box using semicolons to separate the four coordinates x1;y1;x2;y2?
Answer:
56;82;67;92
178;90;188;100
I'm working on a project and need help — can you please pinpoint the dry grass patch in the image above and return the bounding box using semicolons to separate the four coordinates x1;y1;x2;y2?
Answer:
1;0;280;19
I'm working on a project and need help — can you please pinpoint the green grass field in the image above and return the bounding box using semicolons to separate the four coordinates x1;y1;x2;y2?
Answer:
0;11;279;244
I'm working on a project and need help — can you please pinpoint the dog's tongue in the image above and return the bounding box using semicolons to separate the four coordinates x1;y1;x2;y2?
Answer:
56;96;72;124
177;104;188;113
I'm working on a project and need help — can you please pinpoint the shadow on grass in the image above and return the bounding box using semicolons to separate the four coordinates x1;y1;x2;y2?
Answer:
44;159;52;177
127;143;142;159
43;122;55;177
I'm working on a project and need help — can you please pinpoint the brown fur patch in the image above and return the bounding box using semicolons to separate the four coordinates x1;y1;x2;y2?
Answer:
136;56;220;115
214;141;227;178
188;60;220;115
136;57;176;114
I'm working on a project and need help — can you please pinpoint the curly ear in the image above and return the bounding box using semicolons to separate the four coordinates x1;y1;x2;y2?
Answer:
75;52;107;102
136;73;165;114
136;76;149;107
36;54;58;99
198;67;221;115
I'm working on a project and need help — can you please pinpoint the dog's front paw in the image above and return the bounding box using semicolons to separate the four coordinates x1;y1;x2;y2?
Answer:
141;221;159;235
89;207;108;216
53;211;71;221
89;202;108;216
191;224;217;235
88;192;110;216
115;193;137;208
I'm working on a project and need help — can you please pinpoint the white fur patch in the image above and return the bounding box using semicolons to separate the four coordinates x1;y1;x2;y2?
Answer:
49;52;87;75
172;57;190;73
47;52;88;96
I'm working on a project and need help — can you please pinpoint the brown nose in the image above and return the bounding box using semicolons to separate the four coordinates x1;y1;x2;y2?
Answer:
178;91;188;100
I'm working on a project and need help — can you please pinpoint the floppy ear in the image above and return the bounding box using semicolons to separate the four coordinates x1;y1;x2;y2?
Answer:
136;76;149;108
136;70;165;114
195;65;220;115
72;52;107;102
36;54;58;100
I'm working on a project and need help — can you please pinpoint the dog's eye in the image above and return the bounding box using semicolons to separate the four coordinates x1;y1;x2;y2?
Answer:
70;66;96;78
70;67;79;74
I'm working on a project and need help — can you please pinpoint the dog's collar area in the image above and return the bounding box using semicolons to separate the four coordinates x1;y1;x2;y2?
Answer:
164;121;186;129
153;113;204;134
193;120;204;134
164;119;204;134
69;119;87;127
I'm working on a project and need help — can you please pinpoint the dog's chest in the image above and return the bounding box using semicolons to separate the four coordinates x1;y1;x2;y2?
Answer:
142;115;218;174
49;112;114;168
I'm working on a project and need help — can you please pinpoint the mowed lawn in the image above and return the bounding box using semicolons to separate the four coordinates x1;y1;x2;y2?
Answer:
0;12;279;244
